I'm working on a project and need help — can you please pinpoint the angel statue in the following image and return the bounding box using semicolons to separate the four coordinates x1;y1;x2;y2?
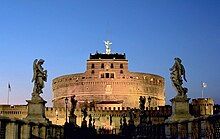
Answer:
104;40;112;54
70;95;77;116
32;59;47;96
139;96;146;111
170;57;188;97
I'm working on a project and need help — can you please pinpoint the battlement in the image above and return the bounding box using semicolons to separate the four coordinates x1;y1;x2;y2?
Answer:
89;53;126;60
192;98;214;105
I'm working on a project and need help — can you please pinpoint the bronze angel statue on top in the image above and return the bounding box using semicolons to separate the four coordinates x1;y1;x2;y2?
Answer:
170;57;188;97
32;59;47;96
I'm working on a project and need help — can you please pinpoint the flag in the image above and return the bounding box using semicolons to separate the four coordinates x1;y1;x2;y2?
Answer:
8;83;11;92
202;82;207;88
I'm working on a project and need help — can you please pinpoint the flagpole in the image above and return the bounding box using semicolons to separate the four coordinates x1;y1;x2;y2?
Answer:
202;87;204;98
201;82;207;98
7;87;9;105
7;83;11;105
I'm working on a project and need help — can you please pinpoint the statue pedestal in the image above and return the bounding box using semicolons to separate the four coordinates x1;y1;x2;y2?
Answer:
81;120;87;128
69;114;78;127
167;96;193;122
24;96;51;124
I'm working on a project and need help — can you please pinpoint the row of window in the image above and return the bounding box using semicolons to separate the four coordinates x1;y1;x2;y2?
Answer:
0;111;22;115
100;73;115;78
91;70;123;75
91;63;124;69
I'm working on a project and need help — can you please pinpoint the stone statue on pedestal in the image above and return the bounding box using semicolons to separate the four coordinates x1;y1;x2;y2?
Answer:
139;96;146;111
129;108;135;122
88;114;93;128
69;95;78;126
81;105;88;121
25;59;50;124
170;57;188;98
70;95;77;116
166;57;193;122
139;96;147;124
32;59;47;99
81;103;88;127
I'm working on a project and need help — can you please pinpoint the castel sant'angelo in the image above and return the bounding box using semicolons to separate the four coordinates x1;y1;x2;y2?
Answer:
0;41;215;132
52;41;165;109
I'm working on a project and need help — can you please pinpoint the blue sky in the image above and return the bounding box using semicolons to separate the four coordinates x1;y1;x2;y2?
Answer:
0;1;219;106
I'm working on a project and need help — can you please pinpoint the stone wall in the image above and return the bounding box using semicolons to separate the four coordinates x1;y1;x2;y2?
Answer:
52;72;165;109
0;105;172;131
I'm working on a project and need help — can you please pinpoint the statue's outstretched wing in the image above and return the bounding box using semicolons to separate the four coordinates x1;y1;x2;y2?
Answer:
31;59;38;82
181;64;187;82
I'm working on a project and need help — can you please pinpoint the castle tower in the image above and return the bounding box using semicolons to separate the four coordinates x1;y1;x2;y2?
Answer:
191;98;214;117
52;41;165;109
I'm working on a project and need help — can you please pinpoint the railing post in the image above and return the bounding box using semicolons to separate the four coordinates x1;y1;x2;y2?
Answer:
187;122;192;139
165;123;171;139
21;124;31;139
6;121;18;139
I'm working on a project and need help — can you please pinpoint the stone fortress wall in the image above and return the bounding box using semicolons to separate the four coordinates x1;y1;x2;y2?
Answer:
0;101;214;131
0;105;172;130
52;72;165;108
52;53;165;109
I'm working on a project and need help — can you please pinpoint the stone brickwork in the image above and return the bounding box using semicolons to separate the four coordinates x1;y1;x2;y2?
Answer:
52;52;165;109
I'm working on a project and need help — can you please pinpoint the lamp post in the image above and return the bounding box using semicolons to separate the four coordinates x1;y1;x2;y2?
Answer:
148;96;152;124
65;97;68;124
55;110;58;124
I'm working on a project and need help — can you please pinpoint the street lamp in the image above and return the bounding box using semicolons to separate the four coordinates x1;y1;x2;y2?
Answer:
55;110;58;124
148;96;152;124
65;97;68;124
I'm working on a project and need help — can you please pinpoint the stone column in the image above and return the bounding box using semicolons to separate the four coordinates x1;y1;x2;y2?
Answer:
200;120;206;139
21;124;31;139
165;124;171;139
46;126;53;139
187;122;192;139
32;125;39;138
5;122;18;139
39;125;47;139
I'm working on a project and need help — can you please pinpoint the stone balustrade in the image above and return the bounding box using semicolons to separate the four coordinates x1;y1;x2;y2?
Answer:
0;116;64;139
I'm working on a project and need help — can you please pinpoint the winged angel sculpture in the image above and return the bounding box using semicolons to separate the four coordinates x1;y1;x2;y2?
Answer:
32;59;47;97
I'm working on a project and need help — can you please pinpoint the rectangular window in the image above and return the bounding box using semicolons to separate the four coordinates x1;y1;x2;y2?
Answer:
101;63;104;68
105;73;109;78
111;63;114;68
110;73;114;78
120;64;123;68
101;74;104;78
91;70;94;74
91;64;95;68
120;70;123;74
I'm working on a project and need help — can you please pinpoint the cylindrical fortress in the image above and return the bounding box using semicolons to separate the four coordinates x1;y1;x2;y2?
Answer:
52;52;165;108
